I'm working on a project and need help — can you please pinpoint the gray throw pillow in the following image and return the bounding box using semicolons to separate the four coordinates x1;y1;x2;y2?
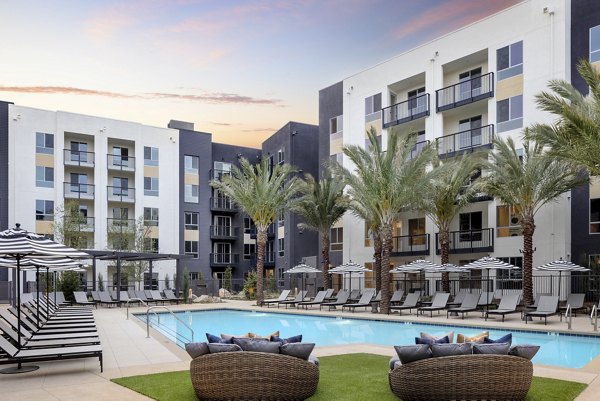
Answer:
389;355;400;370
280;343;315;360
509;344;540;360
308;355;320;367
473;343;511;355
394;344;433;364
233;338;280;353
431;343;472;357
207;343;243;353
185;342;210;359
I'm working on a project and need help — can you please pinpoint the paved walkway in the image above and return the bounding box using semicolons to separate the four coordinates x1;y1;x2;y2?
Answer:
1;300;599;400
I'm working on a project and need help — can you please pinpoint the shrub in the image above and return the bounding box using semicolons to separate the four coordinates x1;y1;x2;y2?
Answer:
98;273;105;291
243;271;258;300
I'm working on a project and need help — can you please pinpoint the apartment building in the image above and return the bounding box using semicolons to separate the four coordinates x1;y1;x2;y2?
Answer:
319;0;600;278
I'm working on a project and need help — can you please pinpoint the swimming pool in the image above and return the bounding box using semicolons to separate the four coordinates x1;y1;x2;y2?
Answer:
139;309;600;368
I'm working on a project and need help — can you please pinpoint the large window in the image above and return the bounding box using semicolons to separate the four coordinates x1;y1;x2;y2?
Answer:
496;256;523;289
144;146;159;166
408;87;427;114
144;207;159;226
591;198;600;233
36;200;54;221
112;146;129;167
144;238;159;253
185;184;198;203
497;41;523;80
213;161;231;180
36;132;54;154
36;166;54;188
365;93;382;125
112;177;128;196
144;177;159;196
278;148;285;164
330;227;343;251
278;209;285;227
278;238;285;257
497;205;522;237
184;155;199;174
330;115;343;137
244;244;256;260
591;26;600;63
185;212;199;230
70;141;88;163
244;217;253;233
459;211;482;242
185;241;199;258
497;95;523;133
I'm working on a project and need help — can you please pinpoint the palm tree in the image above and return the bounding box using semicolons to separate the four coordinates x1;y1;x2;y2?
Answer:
210;157;303;306
480;137;586;306
336;127;431;314
291;173;349;289
417;155;485;291
525;59;600;175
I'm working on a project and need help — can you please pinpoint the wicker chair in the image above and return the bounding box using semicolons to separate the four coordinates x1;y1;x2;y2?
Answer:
190;351;320;401
389;354;533;401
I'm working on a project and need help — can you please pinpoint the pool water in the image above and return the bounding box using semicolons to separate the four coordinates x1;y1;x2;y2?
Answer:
139;309;600;368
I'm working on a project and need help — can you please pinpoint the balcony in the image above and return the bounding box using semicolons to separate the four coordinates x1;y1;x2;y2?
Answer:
382;93;430;128
250;252;275;266
391;234;430;257
435;228;494;254
63;149;94;168
64;216;95;232
107;186;135;203
210;225;239;240
64;182;95;200
249;225;276;239
210;169;231;181
107;218;136;230
210;197;238;213
409;140;430;160
210;253;240;267
437;125;494;158
107;154;136;172
436;72;494;112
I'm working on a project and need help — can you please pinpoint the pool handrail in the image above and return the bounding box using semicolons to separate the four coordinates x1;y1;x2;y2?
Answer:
126;297;148;319
591;304;598;332
146;305;194;343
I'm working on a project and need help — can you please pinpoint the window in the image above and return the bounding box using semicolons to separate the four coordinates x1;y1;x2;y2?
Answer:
70;141;88;163
244;217;253;233
69;173;88;194
184;155;199;174
266;241;274;262
497;205;522;237
213;161;231;180
408;218;426;246
36;132;54;154
144;207;159;226
185;241;199;258
185;184;198;203
408;87;427;114
497;41;523;80
36;200;54;221
496;257;523;289
278;238;285;256
278;148;285;164
365;93;382;116
459;211;482;242
214;243;231;263
497;95;523;133
144;146;159;166
364;222;373;247
591;26;600;63
112;146;129;167
458;68;482;100
365;134;382;151
36;166;54;188
185;212;198;230
330;115;343;137
458;116;483;149
189;272;200;281
144;238;159;253
244;243;256;259
144;177;159;196
330;227;343;251
278;209;285;227
112;177;128;196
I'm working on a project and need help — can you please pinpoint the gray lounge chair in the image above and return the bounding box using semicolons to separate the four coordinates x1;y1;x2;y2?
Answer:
151;290;169;305
485;293;521;322
298;290;328;309
73;291;97;308
447;291;468;308
163;289;182;305
524;295;559;325
320;290;350;311
342;289;376;312
0;310;99;341
348;289;361;302
324;289;335;299
388;291;421;315
98;291;120;308
261;289;291;307
559;293;586;315
446;293;480;319
418;293;450;317
0;319;100;349
278;291;308;309
389;290;405;306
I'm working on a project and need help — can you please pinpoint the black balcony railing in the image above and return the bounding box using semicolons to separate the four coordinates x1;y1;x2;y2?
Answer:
391;234;430;256
437;124;494;157
210;169;231;181
210;225;239;240
382;93;430;128
107;186;135;202
63;182;95;199
107;154;136;171
436;72;494;112
210;197;238;212
409;140;430;160
435;228;494;254
107;218;136;230
64;216;95;232
64;149;95;167
210;253;240;267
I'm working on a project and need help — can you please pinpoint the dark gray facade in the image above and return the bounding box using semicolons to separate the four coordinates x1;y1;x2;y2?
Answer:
0;101;10;286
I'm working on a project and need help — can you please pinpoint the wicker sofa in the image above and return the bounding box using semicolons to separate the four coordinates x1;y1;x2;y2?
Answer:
389;354;533;401
190;351;320;401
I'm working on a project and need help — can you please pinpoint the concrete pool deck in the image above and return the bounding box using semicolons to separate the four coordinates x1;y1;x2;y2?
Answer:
1;299;600;400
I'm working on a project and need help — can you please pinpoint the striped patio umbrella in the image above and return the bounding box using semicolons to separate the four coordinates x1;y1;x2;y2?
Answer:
285;263;321;293
329;261;371;292
534;259;590;300
462;257;518;305
392;259;441;273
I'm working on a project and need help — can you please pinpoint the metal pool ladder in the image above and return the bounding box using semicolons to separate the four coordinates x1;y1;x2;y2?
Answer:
145;305;194;343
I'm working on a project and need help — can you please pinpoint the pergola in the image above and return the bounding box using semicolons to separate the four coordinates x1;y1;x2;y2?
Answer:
84;250;192;301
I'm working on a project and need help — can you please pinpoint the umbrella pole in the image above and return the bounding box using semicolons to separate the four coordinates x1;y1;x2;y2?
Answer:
46;267;50;318
36;266;40;328
54;271;57;306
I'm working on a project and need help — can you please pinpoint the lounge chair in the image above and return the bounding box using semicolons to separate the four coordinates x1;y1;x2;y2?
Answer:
163;289;182;305
0;310;98;341
320;290;350;311
342;289;375;312
417;293;450;317
477;292;496;313
389;290;405;306
559;293;587;316
524;295;559;325
135;290;155;305
90;291;101;304
524;292;551;309
446;293;480;319
73;291;97;308
388;291;420;315
297;290;328;309
485;293;521;322
8;308;97;335
151;290;169;305
447;291;468;308
260;289;291;307
0;319;100;348
324;289;335;299
22;302;94;323
277;291;308;309
348;289;361;302
98;291;120;308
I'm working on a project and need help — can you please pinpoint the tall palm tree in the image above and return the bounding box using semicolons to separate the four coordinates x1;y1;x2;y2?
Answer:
210;157;303;306
525;59;600;175
417;155;485;291
291;173;349;289
480;137;586;306
336;127;431;314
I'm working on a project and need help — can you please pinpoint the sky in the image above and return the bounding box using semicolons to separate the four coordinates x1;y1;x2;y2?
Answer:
0;0;521;148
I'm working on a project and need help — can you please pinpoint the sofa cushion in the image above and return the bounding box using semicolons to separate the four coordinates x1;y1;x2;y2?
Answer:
509;344;541;360
280;343;315;360
220;333;250;341
185;342;209;359
473;343;511;355
206;332;233;344
271;334;302;344
389;355;400;370
207;343;243;353
431;343;472;357
415;335;450;345
308;355;320;367
394;344;433;364
233;338;280;353
248;330;280;340
456;331;489;343
483;333;512;346
420;330;454;344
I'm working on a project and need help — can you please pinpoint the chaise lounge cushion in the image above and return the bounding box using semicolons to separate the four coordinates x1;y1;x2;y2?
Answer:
456;331;489;343
220;333;250;341
185;342;210;359
233;338;280;353
420;330;454;344
415;335;450;345
473;343;511;355
509;344;541;360
280;342;315;360
394;344;433;364
206;332;233;344
483;333;512;345
207;343;242;353
431;343;472;357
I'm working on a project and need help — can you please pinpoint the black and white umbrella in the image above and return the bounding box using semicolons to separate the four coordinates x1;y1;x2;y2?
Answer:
284;263;321;293
534;259;590;300
329;261;371;292
462;257;518;305
392;259;441;273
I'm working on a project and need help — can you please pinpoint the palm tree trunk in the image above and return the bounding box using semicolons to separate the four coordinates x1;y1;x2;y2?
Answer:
255;230;267;306
439;228;450;292
380;224;393;314
373;231;382;291
321;232;331;289
521;216;536;307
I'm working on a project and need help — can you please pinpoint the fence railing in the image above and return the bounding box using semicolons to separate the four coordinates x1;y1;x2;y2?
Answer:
436;72;494;112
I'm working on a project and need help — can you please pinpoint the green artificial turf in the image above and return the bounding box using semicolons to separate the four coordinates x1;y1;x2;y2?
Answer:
112;353;587;401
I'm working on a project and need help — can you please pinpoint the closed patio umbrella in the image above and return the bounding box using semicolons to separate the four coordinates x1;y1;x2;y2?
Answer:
534;259;589;300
